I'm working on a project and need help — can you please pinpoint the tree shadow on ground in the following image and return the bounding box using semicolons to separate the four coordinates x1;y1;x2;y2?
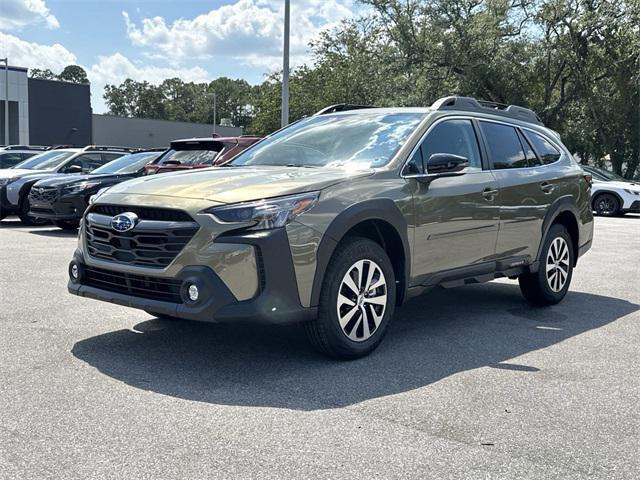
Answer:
72;282;638;410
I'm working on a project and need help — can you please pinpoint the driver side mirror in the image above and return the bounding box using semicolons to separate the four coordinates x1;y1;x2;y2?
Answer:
66;165;83;174
426;153;469;175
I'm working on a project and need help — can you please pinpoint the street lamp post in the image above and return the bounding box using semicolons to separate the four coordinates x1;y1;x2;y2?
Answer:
281;0;290;128
1;58;8;145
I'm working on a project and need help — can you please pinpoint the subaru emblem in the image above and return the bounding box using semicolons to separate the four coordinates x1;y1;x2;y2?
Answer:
111;212;139;233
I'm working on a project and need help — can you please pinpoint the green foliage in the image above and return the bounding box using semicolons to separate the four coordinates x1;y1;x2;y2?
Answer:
30;65;89;84
101;0;640;177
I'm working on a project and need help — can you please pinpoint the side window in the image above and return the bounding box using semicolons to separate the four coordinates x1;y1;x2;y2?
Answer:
523;131;561;165
412;119;482;174
74;153;105;173
0;152;23;168
517;130;541;167
481;122;527;169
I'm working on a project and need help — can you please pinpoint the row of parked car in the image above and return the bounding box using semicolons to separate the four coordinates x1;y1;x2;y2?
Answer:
0;136;261;229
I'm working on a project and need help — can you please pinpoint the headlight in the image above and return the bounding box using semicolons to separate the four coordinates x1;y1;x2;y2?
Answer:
206;192;319;231
0;178;16;187
63;181;101;194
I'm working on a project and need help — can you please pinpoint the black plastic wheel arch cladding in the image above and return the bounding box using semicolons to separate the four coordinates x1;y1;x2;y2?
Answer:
309;199;411;307
538;195;581;266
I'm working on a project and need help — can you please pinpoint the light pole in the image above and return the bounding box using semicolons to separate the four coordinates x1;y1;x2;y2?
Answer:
1;58;8;145
281;0;290;128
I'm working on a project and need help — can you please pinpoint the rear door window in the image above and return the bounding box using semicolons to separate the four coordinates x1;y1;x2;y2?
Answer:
481;122;528;170
518;130;541;167
523;131;562;165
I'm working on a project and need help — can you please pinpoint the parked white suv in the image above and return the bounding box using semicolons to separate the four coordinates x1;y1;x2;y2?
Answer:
582;166;640;216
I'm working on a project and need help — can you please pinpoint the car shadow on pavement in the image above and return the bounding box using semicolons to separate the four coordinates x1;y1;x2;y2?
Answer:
28;228;78;238
71;282;638;411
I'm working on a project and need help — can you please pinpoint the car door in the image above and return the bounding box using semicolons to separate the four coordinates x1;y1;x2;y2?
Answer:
479;121;562;262
408;118;501;278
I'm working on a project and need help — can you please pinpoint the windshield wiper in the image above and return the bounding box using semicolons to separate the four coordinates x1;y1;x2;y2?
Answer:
284;163;323;168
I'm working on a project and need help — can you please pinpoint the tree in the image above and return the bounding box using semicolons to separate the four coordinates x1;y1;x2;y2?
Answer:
29;68;58;80
58;65;89;84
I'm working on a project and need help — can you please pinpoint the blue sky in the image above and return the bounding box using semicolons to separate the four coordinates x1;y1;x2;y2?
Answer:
1;0;357;112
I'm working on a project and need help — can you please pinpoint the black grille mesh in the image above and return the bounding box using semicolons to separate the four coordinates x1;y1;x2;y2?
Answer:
90;205;193;222
84;266;183;303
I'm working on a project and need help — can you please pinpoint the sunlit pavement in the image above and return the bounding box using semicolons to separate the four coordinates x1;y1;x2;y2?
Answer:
0;215;638;479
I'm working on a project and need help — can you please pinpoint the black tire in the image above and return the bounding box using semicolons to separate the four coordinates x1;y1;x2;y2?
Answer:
593;193;620;216
18;199;48;226
55;220;80;230
305;237;396;360
519;224;574;306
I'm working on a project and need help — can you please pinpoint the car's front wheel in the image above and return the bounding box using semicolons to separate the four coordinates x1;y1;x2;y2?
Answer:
305;237;396;360
519;224;574;306
593;193;620;216
18;200;48;226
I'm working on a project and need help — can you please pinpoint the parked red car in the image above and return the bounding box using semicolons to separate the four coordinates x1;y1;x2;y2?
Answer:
144;136;262;175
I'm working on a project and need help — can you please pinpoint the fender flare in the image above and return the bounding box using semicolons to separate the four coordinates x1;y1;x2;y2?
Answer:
536;195;580;265
309;199;411;307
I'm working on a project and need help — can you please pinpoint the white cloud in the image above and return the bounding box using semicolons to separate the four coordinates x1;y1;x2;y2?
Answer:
87;53;210;112
0;0;60;30
0;31;75;71
123;0;356;70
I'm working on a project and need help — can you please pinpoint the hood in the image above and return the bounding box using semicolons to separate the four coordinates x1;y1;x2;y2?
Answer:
0;168;43;180
34;173;127;188
602;180;640;191
104;166;372;204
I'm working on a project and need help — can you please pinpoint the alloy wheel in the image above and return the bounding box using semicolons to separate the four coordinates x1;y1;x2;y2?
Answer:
546;237;570;292
336;259;387;342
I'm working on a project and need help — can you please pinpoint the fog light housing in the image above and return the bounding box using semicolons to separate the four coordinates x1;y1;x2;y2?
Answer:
187;284;199;302
68;261;83;284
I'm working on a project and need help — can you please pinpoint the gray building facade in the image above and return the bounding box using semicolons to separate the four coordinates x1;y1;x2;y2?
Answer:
91;115;242;149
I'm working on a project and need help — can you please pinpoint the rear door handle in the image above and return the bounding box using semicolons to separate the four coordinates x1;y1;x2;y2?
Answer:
540;182;555;194
482;188;499;200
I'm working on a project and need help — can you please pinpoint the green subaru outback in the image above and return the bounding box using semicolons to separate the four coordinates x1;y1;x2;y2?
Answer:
68;97;594;359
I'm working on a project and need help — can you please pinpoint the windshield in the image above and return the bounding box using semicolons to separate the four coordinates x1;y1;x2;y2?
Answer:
13;151;76;170
159;149;220;166
229;112;426;169
587;166;625;182
92;151;162;175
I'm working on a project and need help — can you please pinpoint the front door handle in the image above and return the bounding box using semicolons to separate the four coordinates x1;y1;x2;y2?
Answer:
482;188;499;200
540;182;555;194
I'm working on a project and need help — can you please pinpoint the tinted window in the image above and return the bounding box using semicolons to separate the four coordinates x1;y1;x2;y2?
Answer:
230;112;426;169
161;149;219;166
62;153;105;173
0;152;23;168
481;122;527;169
524;131;561;165
102;153;124;163
420;119;482;173
518;131;541;167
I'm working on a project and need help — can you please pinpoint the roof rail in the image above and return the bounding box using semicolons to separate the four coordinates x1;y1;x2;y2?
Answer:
2;145;50;151
314;104;376;115
83;145;139;153
50;144;76;150
431;96;544;126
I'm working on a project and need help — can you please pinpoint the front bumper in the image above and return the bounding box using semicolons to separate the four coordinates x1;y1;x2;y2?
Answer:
0;186;18;215
68;228;317;325
29;194;88;221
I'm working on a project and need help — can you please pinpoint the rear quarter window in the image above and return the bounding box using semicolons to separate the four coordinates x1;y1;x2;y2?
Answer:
524;131;562;165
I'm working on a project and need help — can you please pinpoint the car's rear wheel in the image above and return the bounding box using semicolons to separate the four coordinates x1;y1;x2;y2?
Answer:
593;193;620;216
305;237;396;360
519;224;574;306
18;200;48;226
55;220;80;230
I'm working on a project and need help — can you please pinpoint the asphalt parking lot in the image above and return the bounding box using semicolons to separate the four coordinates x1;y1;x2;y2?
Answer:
0;215;638;480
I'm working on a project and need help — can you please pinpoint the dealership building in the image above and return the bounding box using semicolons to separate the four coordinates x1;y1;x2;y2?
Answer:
0;65;241;148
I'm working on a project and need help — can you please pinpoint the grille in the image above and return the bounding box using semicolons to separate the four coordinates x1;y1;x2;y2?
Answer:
85;210;199;268
29;186;59;203
84;266;183;303
90;204;193;222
